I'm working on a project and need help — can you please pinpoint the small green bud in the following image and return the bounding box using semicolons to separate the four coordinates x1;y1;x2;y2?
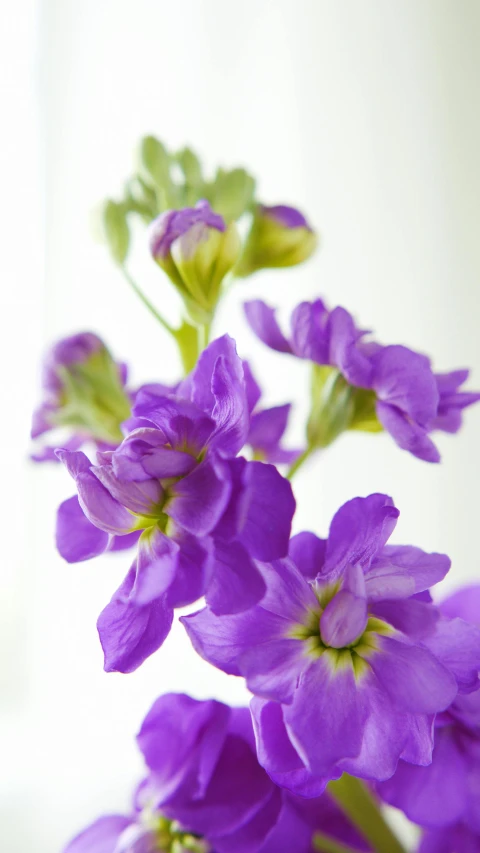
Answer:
307;364;382;450
237;203;318;276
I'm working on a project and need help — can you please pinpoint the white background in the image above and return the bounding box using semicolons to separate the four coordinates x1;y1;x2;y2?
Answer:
2;1;480;850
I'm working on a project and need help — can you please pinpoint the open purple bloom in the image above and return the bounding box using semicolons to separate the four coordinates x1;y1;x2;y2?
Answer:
377;585;480;830
244;299;480;461
243;362;301;465
183;494;480;789
56;336;295;672
31;332;132;462
63;693;369;853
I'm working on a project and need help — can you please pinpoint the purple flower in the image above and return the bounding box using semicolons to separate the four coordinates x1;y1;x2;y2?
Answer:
31;332;132;462
56;336;295;672
377;585;480;830
417;824;480;853
243;362;301;465
63;693;369;853
183;494;480;789
236;204;318;276
149;201;240;323
244;299;480;462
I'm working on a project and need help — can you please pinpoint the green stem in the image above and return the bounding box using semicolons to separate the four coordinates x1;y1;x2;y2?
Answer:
327;774;406;853
286;446;316;480
313;833;360;853
121;266;176;336
198;322;211;353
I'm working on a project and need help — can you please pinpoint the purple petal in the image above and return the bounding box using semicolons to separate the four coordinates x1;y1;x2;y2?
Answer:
56;495;109;563
439;584;480;626
165;530;211;608
258;557;319;623
180;336;243;421
231;460;296;561
244;301;293;354
328;306;373;386
365;545;450;601
112;427;199;482
370;635;457;714
206;541;266;615
371;345;439;426
248;404;290;450
137;693;230;803
323;494;399;578
128;530;180;606
378;727;468;827
290;300;330;362
423;615;480;693
93;462;163;515
288;532;327;580
97;568;174;673
284;657;369;776
63;815;132;853
251;698;330;797
181;605;293;683
371;597;440;641
57;449;133;534
209;350;249;456
108;530;141;553
376;401;441;462
242;361;262;413
167;459;231;536
211;788;282;853
320;589;368;648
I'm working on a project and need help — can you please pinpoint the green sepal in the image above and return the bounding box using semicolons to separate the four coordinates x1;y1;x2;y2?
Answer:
102;200;130;265
205;167;256;223
173;319;200;374
306;365;382;450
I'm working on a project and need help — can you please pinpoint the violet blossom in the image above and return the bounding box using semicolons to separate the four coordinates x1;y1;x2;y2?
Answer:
244;298;480;461
183;494;480;790
63;693;369;853
56;336;295;673
243;361;301;465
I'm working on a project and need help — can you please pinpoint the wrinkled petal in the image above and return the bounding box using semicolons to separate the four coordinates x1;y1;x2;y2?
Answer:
371;597;440;641
206;541;266;615
244;301;293;354
211;788;282;853
258;557;319;623
251;698;330;798
371;345;439;426
93;461;163;515
209;350;249;456
290;299;330;362
112;428;197;482
365;545;450;601
57;449;134;534
423;616;480;693
378;727;468;827
324;494;399;577
288;532;327;580
165;530;211;609
248;405;290;452
229;460;295;561
320;589;368;648
370;635;457;714
242;361;262;413
439;584;480;626
328;306;373;386
284;657;369;776
63;815;132;853
56;495;109;563
97;568;173;673
167;459;231;536
128;530;180;606
376;401;441;462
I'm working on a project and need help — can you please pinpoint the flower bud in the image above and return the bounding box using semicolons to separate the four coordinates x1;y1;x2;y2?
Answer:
236;203;318;276
307;364;382;450
32;332;131;451
149;200;241;324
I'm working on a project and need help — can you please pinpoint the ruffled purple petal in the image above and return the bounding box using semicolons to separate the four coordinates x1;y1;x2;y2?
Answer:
258;557;319;623
211;788;282;853
97;568;174;673
365;545;450;601
165;530;211;609
251;698;330;798
242;361;262;413
378;727;468;828
371;345;439;426
323;494;399;578
283;658;369;776
376;401;441;462
63;815;132;853
370;635;457;714
209;349;250;456
206;541;266;615
288;532;327;580
56;495;109;563
371;597;440;641
128;529;180;606
290;300;330;362
244;301;293;354
423;615;480;693
328;306;373;386
439;585;480;626
320;589;368;648
57;449;134;534
167;459;231;536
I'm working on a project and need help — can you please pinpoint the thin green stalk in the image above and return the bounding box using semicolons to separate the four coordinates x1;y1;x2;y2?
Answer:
286;446;316;480
314;833;360;853
198;322;211;353
121;266;176;336
328;774;406;853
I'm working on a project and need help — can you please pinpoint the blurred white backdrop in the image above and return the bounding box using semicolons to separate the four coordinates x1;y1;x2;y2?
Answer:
2;0;480;850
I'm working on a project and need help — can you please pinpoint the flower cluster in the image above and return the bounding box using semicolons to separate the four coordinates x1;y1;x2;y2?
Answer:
65;693;369;853
32;138;480;853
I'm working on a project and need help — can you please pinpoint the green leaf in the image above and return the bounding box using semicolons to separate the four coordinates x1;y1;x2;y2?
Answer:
206;167;256;222
139;135;171;188
176;147;203;188
102;200;130;264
